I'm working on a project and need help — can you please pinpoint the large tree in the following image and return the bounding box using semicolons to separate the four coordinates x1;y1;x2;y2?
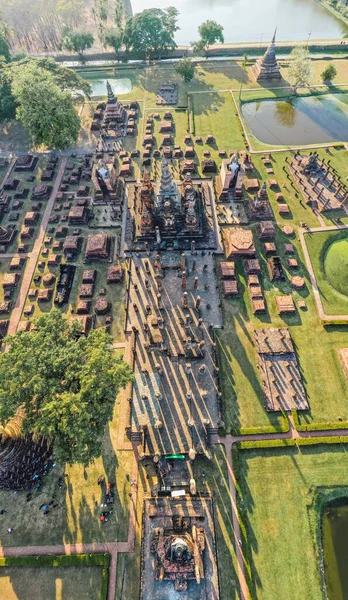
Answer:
289;46;313;91
104;26;123;57
0;311;133;465
123;7;178;58
196;20;224;51
7;57;91;98
0;57;91;145
60;27;94;58
13;73;81;148
176;57;196;83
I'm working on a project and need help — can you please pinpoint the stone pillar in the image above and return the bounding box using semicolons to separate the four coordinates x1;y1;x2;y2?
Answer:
155;226;161;245
195;295;201;310
192;259;196;272
145;260;150;274
191;240;195;255
194;277;198;290
182;292;188;309
335;184;342;198
181;252;186;271
182;271;187;290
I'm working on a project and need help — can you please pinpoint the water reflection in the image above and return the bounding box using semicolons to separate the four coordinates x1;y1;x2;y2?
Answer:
275;101;296;128
130;0;348;44
242;94;348;146
323;501;348;600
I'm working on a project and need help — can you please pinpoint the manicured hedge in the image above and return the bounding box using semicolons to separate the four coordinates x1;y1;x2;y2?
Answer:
237;437;348;450
232;414;289;436
292;410;348;432
237;438;296;450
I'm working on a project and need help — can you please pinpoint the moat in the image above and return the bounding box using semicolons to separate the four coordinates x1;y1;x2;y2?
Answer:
323;501;348;600
131;0;348;45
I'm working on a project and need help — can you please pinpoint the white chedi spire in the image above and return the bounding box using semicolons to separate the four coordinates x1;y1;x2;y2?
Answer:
159;158;176;196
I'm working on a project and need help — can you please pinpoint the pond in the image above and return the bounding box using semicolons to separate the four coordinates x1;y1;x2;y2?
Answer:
85;77;133;97
242;93;348;146
322;501;348;600
130;0;348;45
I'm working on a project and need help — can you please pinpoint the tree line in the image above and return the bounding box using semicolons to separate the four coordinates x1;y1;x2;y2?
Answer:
0;2;225;61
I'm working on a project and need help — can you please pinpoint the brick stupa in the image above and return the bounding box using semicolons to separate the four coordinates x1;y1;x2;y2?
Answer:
252;29;282;82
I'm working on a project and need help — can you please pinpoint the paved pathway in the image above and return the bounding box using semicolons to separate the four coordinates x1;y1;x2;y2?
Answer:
8;158;68;335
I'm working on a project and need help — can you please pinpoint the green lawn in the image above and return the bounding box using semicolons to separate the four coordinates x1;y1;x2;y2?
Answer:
0;399;134;547
237;445;348;600
218;221;348;431
0;566;103;600
304;228;348;315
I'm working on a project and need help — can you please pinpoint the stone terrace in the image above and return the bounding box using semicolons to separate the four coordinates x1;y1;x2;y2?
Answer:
127;252;222;457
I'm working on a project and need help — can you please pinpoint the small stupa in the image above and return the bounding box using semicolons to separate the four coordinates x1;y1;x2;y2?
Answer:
252;29;282;82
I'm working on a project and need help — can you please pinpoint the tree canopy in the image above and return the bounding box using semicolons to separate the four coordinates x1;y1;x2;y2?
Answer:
123;7;178;57
60;27;94;58
288;46;313;90
175;57;196;83
104;26;123;56
0;57;91;147
321;64;337;82
0;34;10;62
0;311;133;466
198;20;224;47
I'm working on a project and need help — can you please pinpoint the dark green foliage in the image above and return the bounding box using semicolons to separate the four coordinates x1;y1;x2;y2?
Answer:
0;77;16;120
0;34;10;62
0;311;133;465
321;64;338;81
123;7;178;57
175;58;196;83
60;27;94;58
104;27;123;56
198;20;224;46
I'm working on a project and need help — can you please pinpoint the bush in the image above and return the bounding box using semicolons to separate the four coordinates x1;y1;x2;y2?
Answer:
321;64;337;82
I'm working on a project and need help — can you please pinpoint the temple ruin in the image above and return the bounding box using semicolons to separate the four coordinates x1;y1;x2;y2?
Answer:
252;29;282;82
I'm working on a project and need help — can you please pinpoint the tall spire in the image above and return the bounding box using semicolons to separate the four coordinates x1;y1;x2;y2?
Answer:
159;158;176;195
272;27;277;44
106;80;116;104
252;29;282;82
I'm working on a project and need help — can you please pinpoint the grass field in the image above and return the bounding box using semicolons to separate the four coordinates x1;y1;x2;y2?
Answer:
0;566;103;600
0;398;133;548
237;445;348;600
304;228;348;315
217;151;348;430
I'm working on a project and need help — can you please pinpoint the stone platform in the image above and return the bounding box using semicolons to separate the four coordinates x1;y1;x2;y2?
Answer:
141;496;220;600
254;328;309;412
127;252;222;457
